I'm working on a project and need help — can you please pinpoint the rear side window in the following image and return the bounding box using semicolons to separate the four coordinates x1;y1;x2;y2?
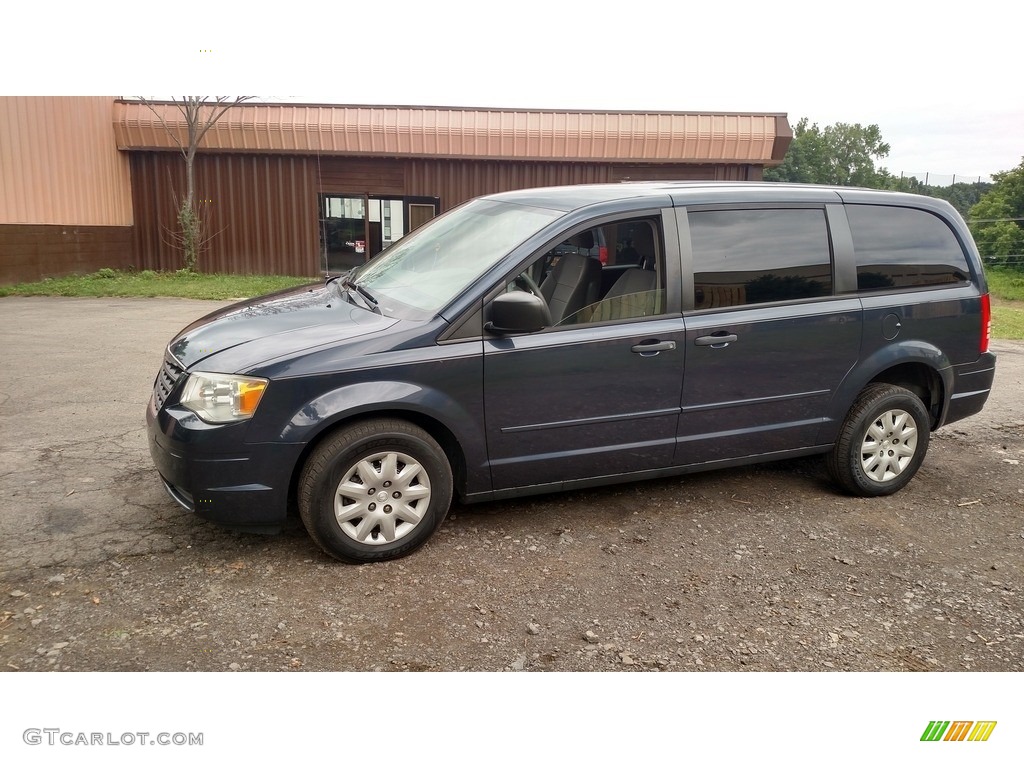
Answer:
690;208;833;309
847;205;971;291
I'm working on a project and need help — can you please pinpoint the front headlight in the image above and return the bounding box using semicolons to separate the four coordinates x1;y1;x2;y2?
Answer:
179;372;269;423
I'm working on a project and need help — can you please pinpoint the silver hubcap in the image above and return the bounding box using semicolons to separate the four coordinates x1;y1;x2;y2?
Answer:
333;451;431;546
860;409;918;482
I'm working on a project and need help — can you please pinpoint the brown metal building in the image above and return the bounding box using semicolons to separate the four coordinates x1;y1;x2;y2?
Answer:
0;97;792;283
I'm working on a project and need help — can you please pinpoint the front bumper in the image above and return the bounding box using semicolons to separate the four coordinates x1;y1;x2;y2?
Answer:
146;394;303;528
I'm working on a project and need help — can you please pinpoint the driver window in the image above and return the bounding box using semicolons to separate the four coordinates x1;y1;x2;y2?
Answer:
507;217;666;327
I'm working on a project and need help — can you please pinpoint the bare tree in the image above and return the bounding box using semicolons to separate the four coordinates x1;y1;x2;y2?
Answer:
139;96;253;271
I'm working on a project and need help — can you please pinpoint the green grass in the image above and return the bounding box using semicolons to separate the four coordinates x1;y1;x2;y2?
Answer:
986;268;1024;302
992;302;1024;340
985;269;1024;340
0;269;315;301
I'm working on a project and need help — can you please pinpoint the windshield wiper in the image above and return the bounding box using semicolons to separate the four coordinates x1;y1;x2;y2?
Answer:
341;277;381;314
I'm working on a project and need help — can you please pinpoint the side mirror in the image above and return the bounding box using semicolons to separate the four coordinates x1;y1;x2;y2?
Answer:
484;292;551;334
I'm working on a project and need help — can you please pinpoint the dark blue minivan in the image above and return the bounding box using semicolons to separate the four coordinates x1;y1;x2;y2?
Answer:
147;182;996;562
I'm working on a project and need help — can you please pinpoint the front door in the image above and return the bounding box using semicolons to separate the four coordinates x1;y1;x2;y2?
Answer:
320;195;367;273
483;215;685;491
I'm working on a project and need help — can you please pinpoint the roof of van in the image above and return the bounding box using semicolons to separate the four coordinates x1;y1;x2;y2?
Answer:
484;181;952;215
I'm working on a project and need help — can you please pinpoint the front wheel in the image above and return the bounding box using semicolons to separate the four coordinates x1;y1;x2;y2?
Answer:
826;383;931;496
298;419;453;563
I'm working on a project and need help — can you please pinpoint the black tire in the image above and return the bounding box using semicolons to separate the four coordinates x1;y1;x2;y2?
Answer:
826;383;931;497
298;419;453;563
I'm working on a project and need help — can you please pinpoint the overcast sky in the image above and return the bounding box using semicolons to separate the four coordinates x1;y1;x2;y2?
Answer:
9;1;1022;183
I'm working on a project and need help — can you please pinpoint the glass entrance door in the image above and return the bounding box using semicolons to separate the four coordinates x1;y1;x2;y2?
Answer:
320;195;366;273
320;194;440;274
368;198;404;258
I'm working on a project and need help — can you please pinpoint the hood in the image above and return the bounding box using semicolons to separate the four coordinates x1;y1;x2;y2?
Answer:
168;281;399;372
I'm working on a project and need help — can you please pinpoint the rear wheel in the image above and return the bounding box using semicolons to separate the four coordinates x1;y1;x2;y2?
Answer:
298;419;453;563
827;383;930;496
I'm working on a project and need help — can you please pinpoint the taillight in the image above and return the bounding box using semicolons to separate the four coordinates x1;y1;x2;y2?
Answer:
980;293;991;354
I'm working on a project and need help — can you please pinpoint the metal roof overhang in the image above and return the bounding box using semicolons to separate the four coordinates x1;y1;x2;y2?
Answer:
114;101;791;165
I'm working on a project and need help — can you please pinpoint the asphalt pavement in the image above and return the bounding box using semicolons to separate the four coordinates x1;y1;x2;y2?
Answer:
0;297;233;574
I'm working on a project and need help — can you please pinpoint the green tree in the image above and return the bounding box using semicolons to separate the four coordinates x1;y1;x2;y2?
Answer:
765;118;891;187
968;158;1024;268
883;173;928;194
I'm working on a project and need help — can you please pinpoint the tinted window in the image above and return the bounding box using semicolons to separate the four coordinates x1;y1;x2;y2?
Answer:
690;209;832;309
847;205;970;291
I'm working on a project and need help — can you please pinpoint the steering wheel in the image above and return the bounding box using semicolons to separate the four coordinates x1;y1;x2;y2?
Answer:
511;271;542;296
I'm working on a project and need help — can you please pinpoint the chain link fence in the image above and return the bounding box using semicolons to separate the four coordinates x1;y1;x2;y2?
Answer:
983;255;1024;267
892;171;988;187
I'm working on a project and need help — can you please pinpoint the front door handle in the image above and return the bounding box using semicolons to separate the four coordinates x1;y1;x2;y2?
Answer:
631;340;676;356
695;333;738;348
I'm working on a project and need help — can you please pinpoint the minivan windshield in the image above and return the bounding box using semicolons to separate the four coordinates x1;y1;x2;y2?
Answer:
350;198;562;318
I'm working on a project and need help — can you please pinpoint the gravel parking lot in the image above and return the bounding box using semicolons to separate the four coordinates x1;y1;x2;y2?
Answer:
1;296;1021;671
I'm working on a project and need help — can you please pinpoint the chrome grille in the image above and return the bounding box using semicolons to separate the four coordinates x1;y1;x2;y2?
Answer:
153;357;185;410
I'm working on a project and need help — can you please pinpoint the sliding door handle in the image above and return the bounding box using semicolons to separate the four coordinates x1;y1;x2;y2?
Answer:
695;333;738;347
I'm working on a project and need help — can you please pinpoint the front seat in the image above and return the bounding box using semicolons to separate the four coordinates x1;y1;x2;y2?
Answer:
585;266;659;323
540;253;601;324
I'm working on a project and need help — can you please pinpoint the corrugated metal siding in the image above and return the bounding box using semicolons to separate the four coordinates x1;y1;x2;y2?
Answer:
610;164;757;183
405;159;614;211
128;153;757;276
404;159;743;212
130;152;319;275
0;96;133;226
115;101;787;164
0;224;133;283
317;157;405;195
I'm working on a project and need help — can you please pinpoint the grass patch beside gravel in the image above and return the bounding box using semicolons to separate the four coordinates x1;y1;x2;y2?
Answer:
992;301;1024;340
986;270;1024;339
987;268;1024;302
0;269;315;301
